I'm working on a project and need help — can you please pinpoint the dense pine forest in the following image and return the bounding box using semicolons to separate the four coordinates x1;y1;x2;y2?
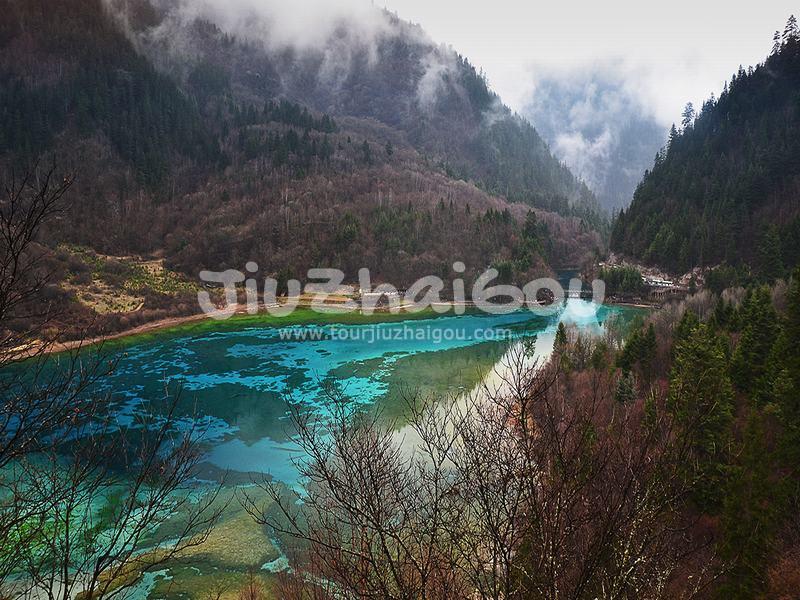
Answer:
0;0;224;186
528;273;800;598
611;18;800;279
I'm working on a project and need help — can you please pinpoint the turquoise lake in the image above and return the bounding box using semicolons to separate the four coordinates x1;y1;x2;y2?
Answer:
82;299;639;487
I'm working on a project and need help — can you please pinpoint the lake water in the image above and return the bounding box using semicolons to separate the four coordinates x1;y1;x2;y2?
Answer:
7;299;642;596
91;299;638;487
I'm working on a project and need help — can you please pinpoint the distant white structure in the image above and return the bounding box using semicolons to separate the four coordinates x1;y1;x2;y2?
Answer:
360;290;401;298
642;276;674;288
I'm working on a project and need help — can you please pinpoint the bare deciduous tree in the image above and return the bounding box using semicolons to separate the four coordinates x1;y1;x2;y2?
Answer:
0;161;74;355
0;162;224;599
12;392;225;600
246;348;719;599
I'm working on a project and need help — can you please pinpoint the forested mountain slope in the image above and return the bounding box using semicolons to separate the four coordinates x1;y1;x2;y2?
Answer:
0;0;603;300
611;20;800;278
0;0;224;186
113;0;600;222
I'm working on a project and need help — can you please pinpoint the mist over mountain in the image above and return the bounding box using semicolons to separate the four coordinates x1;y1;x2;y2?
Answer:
523;68;666;212
105;0;601;221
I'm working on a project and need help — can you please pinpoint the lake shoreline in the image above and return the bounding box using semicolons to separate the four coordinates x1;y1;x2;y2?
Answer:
605;300;660;309
29;297;650;358
33;303;455;357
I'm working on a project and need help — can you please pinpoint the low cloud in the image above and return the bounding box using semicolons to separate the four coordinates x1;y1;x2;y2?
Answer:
551;128;615;192
524;63;667;210
140;0;390;51
108;0;460;107
416;48;456;109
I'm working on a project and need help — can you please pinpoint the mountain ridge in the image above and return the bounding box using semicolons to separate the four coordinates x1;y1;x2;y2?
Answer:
0;0;604;334
611;22;800;280
107;0;602;222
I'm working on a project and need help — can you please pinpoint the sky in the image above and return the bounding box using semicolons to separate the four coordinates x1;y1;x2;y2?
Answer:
379;0;797;125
